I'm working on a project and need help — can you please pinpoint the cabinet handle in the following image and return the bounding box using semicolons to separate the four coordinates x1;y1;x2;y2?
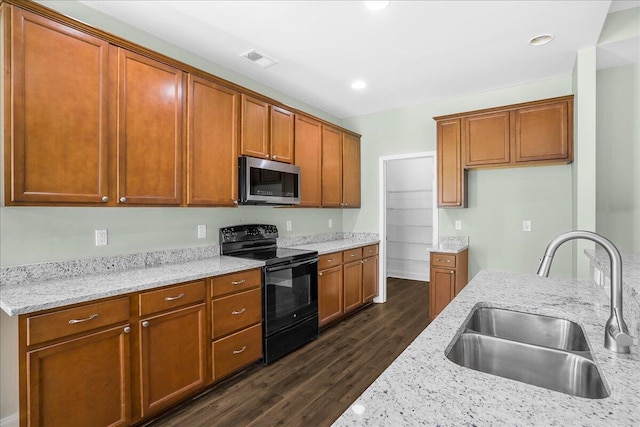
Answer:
68;313;99;325
437;259;450;263
350;254;355;257
124;326;131;333
102;196;109;203
232;346;247;355
232;308;246;315
231;279;246;285
142;321;150;328
327;259;334;262
119;197;127;203
164;293;185;302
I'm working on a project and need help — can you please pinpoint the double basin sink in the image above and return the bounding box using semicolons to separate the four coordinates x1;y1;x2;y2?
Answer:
445;306;609;399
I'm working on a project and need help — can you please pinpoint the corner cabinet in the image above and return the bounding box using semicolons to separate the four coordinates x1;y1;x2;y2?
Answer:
435;95;573;208
429;249;468;320
318;244;378;328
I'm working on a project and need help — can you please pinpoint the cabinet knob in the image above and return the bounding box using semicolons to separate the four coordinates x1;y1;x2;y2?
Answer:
233;200;239;205
265;154;270;159
102;196;109;203
272;155;277;160
319;272;323;276
450;271;455;274
142;320;149;328
124;326;131;334
119;197;127;203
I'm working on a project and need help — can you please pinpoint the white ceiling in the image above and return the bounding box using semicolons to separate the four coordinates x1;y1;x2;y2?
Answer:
72;1;635;119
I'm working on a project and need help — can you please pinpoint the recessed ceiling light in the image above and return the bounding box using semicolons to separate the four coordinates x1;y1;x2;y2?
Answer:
529;34;554;46
351;80;367;90
363;1;390;11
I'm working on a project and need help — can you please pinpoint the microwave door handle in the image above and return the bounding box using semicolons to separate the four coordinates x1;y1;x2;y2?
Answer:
265;257;319;273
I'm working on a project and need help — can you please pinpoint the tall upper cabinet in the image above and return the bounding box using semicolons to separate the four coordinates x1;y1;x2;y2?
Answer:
5;8;111;204
115;48;184;206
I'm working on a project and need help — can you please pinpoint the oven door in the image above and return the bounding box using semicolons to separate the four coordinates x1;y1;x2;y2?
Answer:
264;257;318;337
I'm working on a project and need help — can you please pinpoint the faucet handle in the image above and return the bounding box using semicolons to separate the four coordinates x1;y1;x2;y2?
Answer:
613;331;634;347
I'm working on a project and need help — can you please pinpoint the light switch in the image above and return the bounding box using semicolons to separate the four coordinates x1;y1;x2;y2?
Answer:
286;220;292;231
328;219;333;229
523;220;532;232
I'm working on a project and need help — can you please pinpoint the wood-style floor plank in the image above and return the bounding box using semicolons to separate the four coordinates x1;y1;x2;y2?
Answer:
146;278;430;427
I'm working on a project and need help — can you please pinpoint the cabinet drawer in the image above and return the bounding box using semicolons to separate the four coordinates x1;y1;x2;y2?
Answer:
363;244;378;257
319;252;343;270
27;297;130;347
212;323;262;380
139;280;205;317
211;269;261;297
343;248;363;262
431;253;457;268
213;288;262;339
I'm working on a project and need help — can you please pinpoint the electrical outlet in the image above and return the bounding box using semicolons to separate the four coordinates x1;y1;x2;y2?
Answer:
455;220;462;230
328;219;333;229
197;224;206;239
286;220;292;231
523;220;532;232
95;229;108;246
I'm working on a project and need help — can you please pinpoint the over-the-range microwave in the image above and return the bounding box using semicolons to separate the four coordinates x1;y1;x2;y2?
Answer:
238;156;301;205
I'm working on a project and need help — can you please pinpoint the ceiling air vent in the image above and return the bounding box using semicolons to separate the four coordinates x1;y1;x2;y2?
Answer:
241;49;278;68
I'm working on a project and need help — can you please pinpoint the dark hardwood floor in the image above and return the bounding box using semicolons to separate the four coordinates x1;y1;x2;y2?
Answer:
148;277;430;427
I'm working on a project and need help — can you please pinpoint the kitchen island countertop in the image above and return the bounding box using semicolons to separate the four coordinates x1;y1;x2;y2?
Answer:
333;270;640;426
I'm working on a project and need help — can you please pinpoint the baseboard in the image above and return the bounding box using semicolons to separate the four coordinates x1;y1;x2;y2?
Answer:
0;412;19;427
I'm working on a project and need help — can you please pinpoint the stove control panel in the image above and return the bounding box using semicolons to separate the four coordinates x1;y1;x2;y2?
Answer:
219;224;278;243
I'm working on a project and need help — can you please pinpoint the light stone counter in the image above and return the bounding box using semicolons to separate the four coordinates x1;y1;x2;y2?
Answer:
0;256;263;316
286;234;380;255
333;270;640;426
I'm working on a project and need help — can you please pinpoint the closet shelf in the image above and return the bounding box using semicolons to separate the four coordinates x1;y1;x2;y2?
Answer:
387;189;432;194
386;207;433;211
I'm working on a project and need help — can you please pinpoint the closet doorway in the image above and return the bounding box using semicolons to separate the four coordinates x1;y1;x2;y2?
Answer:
378;152;437;303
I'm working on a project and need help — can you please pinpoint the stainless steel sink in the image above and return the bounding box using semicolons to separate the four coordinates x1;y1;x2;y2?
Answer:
445;306;610;399
465;307;589;351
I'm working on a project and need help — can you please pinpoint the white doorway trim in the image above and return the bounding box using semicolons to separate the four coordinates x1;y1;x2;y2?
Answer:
376;151;438;303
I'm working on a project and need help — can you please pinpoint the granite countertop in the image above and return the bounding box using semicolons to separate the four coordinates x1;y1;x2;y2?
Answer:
427;243;468;254
0;256;264;316
0;233;381;317
333;270;640;426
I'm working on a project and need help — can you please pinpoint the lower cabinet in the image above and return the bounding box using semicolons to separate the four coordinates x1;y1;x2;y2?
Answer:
210;270;263;381
318;244;379;328
19;269;265;427
21;297;132;427
429;249;469;320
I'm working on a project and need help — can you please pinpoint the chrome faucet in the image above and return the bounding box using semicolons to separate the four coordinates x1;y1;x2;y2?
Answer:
537;230;634;354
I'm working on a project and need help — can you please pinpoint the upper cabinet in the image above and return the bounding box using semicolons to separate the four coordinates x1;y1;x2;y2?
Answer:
186;76;239;206
295;114;323;207
115;48;184;206
2;3;360;208
321;128;361;208
5;8;111;205
240;95;294;163
435;95;573;208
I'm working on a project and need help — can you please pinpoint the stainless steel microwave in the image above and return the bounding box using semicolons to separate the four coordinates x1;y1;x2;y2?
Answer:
238;156;301;205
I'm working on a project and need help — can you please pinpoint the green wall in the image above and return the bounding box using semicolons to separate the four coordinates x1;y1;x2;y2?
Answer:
343;77;576;280
596;63;640;251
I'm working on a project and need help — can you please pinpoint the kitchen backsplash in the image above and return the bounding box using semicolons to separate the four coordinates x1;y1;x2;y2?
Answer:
439;235;469;246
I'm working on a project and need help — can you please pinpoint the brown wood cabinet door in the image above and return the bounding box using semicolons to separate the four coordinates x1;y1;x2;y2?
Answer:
514;100;572;163
26;325;130;427
7;8;110;204
343;261;363;314
240;95;269;159
342;133;361;208
430;268;455;320
116;48;184;205
318;265;343;327
186;76;239;206
362;255;379;303
321;125;342;207
294;114;322;207
463;111;510;167
437;119;465;207
138;303;206;418
270;106;294;163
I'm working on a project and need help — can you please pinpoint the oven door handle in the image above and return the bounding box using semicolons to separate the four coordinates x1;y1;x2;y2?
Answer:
265;257;319;272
